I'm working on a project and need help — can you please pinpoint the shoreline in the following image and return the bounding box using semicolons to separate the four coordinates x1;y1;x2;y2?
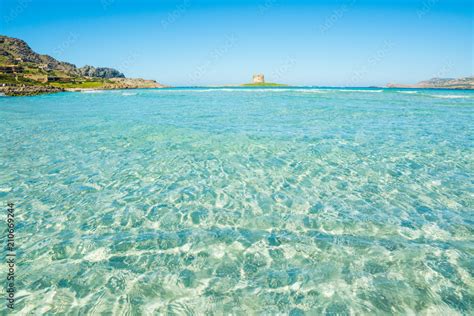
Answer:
2;84;473;97
0;79;168;96
0;86;166;97
0;85;65;96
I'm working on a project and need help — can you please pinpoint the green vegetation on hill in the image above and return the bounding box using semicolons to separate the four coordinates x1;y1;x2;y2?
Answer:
50;80;110;89
0;72;108;89
241;82;288;87
0;73;46;86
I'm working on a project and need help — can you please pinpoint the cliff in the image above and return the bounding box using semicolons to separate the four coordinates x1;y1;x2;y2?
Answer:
78;65;125;79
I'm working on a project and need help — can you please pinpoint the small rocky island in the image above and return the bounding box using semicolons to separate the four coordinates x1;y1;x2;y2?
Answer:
241;74;287;87
0;35;165;96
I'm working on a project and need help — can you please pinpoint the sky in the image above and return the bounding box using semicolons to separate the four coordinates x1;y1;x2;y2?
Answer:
0;0;472;86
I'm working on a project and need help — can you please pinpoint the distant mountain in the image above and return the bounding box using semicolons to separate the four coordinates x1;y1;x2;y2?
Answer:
387;76;473;89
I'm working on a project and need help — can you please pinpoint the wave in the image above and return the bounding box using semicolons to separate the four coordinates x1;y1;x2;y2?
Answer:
122;92;137;96
154;88;290;93
336;89;384;93
223;88;288;92
394;90;472;99
427;94;472;99
153;88;387;94
299;90;329;94
291;88;384;94
398;91;418;94
81;90;105;94
152;89;218;93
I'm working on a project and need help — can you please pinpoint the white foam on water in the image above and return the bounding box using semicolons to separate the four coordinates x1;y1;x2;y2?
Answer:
153;88;291;93
151;89;215;93
122;92;137;96
297;89;329;94
228;88;288;92
0;93;6;97
184;89;215;92
81;89;105;94
336;89;384;93
398;91;418;94
196;88;290;93
154;88;387;94
428;94;471;99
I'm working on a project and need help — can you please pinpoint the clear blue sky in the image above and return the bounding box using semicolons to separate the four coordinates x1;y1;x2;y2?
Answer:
1;0;472;86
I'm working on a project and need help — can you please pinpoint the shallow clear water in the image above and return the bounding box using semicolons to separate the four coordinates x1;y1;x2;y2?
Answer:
0;88;473;315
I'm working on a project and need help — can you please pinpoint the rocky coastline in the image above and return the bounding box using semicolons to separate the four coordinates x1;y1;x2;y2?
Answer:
0;79;166;96
0;84;64;96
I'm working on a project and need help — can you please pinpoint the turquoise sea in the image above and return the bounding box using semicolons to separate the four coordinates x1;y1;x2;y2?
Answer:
0;87;473;315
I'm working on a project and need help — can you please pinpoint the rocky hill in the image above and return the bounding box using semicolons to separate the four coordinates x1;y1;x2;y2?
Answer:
387;76;473;89
0;35;164;96
0;35;124;78
78;65;124;79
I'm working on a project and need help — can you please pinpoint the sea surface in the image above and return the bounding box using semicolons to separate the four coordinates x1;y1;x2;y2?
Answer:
0;87;473;315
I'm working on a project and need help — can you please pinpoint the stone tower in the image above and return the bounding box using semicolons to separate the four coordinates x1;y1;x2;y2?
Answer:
253;74;265;84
